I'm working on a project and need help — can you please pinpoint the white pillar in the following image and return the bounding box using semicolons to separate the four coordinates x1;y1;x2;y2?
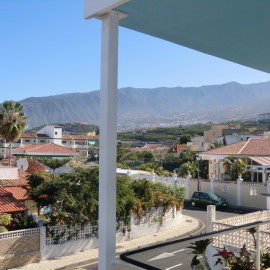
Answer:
206;205;216;233
151;170;155;183
263;169;267;183
256;224;261;270
40;226;46;260
185;176;190;200
98;11;119;270
237;177;242;207
173;172;177;187
210;177;214;193
266;180;270;210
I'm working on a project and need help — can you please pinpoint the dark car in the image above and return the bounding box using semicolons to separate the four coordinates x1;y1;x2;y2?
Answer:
191;191;228;207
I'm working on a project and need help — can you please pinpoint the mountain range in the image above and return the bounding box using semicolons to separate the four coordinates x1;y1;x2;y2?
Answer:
19;81;270;129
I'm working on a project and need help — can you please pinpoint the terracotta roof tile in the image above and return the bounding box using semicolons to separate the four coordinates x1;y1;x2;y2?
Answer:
5;187;29;200
200;139;270;156
12;143;78;154
21;133;49;138
0;186;12;196
0;186;27;213
62;135;97;140
0;171;29;187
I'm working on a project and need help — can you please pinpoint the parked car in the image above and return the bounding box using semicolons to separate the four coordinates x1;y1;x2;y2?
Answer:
191;191;228;207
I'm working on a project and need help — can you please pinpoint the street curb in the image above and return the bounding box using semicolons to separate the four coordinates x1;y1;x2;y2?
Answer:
57;217;205;270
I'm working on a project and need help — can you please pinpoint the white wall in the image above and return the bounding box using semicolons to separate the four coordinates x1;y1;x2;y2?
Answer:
37;125;62;145
40;210;183;260
130;214;182;239
0;167;18;179
41;237;99;260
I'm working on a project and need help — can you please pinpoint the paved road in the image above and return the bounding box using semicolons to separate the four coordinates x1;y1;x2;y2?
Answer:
72;204;257;270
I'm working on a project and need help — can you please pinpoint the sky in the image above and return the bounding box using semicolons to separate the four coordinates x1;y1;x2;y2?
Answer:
1;0;270;102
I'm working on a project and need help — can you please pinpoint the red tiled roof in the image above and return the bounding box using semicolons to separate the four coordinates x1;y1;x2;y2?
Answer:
62;135;98;140
12;143;78;154
0;186;27;213
200;139;270;156
0;186;12;196
0;171;29;187
5;187;29;200
21;133;49;138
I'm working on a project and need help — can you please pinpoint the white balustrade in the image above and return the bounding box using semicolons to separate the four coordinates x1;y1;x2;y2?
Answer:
0;228;40;239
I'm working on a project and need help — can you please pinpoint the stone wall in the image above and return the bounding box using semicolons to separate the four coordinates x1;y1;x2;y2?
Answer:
0;230;40;269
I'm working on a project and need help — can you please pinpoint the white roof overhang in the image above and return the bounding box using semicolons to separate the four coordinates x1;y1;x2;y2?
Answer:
85;0;270;74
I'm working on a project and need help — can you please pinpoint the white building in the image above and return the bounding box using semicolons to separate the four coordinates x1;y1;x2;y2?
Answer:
0;125;99;158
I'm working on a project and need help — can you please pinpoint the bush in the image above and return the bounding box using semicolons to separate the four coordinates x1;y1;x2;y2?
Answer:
0;213;12;232
12;214;38;230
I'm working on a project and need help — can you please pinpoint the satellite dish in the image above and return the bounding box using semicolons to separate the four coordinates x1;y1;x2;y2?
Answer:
17;158;29;171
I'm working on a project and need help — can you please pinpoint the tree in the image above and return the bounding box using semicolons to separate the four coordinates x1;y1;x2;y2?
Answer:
137;150;154;163
223;156;247;180
13;214;38;230
188;238;213;270
179;147;197;166
138;162;164;175
26;159;45;174
178;161;197;178
116;175;135;224
0;101;27;166
38;158;71;179
27;168;99;226
179;134;192;144
0;213;12;232
208;141;223;150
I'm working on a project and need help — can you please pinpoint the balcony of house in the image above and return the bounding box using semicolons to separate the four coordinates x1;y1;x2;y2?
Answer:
62;140;90;149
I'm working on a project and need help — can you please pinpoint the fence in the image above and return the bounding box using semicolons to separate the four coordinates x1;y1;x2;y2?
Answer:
206;206;270;253
131;174;270;210
0;228;40;239
41;206;183;259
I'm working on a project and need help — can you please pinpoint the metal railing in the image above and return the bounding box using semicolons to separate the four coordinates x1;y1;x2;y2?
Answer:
120;219;270;270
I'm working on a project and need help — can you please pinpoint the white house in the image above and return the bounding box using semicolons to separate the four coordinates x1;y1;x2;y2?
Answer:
0;125;99;158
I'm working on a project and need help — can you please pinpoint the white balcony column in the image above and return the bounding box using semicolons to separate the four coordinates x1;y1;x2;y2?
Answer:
98;11;119;270
256;224;261;270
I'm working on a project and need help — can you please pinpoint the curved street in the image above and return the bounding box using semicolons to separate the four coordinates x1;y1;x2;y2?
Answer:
69;203;257;270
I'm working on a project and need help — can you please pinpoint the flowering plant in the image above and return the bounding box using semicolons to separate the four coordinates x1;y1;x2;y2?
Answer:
214;245;256;270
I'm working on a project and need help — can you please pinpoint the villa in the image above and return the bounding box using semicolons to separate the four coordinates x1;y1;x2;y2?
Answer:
199;138;270;183
0;124;99;158
11;143;80;159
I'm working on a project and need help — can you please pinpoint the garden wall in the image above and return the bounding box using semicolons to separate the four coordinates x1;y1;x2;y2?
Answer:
133;174;269;210
41;206;182;260
0;228;40;270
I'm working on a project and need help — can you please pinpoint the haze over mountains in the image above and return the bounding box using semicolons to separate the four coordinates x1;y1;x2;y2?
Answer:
19;81;270;129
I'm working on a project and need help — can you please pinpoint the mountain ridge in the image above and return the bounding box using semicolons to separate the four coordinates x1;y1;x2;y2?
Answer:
16;81;270;129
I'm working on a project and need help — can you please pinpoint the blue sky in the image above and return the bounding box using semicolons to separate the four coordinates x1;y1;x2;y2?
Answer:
1;0;270;102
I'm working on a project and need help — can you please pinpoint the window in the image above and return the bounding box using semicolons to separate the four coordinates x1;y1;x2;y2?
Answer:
200;193;209;199
62;141;67;144
40;140;45;143
193;192;200;198
55;132;58;135
25;140;30;143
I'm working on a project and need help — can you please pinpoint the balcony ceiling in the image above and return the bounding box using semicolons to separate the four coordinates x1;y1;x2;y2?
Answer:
112;0;270;73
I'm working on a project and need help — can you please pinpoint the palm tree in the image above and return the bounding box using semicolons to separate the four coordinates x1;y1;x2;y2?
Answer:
178;161;198;178
187;238;213;270
0;101;27;166
208;141;223;150
223;156;246;180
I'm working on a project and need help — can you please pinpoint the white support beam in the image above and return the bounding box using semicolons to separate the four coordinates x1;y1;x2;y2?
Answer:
98;11;119;270
84;0;129;19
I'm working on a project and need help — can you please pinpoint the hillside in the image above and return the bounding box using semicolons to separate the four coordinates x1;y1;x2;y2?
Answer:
27;122;98;135
19;81;270;129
